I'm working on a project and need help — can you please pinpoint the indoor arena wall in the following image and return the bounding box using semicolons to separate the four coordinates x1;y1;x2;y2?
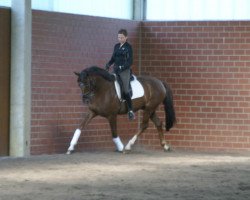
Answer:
21;10;250;154
140;21;250;152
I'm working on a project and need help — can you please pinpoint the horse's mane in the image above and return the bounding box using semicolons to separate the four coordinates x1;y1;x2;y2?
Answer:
84;66;115;82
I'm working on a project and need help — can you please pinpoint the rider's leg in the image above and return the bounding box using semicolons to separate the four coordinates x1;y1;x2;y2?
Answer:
119;69;135;120
124;93;135;120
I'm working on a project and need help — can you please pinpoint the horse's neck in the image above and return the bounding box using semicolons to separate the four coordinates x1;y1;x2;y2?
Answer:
93;76;112;89
90;76;113;106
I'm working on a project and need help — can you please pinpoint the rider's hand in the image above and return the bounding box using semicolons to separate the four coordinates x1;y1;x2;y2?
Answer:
105;63;110;71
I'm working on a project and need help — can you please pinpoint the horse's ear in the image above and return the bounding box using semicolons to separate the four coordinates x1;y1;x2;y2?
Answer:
74;72;80;76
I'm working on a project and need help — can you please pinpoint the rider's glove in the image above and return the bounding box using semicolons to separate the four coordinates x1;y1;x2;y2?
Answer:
105;63;110;71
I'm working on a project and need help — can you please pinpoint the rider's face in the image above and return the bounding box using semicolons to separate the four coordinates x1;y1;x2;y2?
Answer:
118;34;127;45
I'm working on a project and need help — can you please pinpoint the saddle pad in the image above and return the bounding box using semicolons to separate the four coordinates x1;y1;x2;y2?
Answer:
114;75;144;100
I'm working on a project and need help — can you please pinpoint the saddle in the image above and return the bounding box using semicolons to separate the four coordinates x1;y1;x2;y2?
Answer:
114;74;144;101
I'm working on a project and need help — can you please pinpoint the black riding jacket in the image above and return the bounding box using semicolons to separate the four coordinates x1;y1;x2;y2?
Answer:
107;42;133;74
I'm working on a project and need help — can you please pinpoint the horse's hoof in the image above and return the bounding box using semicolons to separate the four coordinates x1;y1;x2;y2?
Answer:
124;145;131;151
66;150;73;155
114;149;124;153
163;144;171;152
123;149;131;154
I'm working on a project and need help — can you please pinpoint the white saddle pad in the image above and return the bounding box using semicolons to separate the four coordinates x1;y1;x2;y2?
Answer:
114;75;144;100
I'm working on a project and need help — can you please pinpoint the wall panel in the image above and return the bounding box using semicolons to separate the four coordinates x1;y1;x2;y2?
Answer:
0;8;10;156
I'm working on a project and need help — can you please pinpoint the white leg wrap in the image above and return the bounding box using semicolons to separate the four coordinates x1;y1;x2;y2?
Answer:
68;129;81;152
130;135;137;144
113;137;124;151
125;135;137;150
164;144;170;151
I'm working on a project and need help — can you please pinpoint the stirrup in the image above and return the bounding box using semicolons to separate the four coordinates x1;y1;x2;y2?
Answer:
128;111;135;120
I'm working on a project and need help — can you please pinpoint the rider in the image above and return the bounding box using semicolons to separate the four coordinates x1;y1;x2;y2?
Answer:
105;29;135;120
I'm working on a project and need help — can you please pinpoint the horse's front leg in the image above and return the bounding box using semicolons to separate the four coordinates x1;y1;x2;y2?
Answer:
66;111;96;154
108;115;124;152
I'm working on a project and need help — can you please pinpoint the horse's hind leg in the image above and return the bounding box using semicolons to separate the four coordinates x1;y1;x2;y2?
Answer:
150;112;171;151
124;110;150;151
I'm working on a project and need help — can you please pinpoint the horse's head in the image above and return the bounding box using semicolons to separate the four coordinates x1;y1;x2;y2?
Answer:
74;70;94;102
74;66;115;103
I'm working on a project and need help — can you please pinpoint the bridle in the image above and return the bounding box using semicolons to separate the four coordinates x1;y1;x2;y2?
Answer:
78;76;95;102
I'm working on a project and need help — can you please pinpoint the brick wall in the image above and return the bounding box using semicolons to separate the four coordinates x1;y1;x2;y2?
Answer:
31;10;250;154
140;21;250;152
31;10;140;155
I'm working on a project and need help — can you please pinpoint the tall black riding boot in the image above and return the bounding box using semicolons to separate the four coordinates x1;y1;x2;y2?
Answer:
124;93;135;120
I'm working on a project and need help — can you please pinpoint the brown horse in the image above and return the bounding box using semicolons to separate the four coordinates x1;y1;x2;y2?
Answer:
66;66;176;154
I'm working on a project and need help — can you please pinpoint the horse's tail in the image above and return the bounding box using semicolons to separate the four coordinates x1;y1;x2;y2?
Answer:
162;82;176;131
